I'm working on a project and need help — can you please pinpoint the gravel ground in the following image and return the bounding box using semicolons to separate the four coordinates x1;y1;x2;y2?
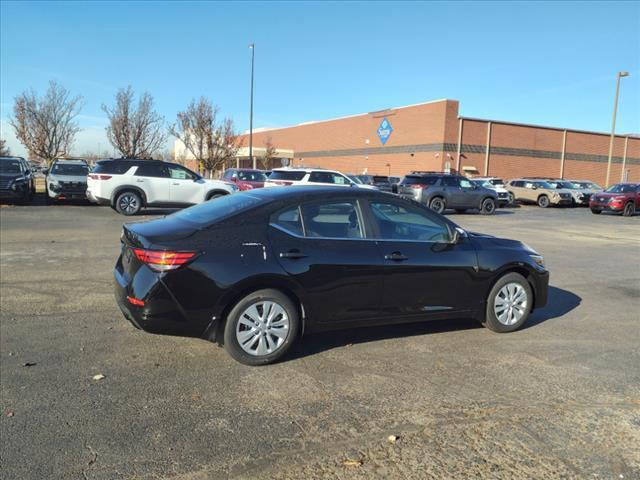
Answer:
1;199;639;479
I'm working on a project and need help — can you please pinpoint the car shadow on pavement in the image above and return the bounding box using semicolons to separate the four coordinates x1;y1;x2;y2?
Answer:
522;286;582;329
287;286;581;361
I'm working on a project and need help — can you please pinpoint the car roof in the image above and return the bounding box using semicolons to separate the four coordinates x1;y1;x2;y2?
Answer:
271;167;343;174
242;185;392;201
53;159;88;165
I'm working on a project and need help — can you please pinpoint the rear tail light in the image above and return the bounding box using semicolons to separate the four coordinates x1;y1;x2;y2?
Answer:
132;248;197;272
88;174;112;180
410;184;429;189
127;296;145;307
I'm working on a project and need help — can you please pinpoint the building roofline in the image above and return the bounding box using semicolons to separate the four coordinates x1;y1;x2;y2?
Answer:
242;98;455;135
459;116;638;139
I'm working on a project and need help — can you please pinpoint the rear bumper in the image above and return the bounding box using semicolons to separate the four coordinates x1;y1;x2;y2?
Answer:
114;261;209;338
86;190;111;206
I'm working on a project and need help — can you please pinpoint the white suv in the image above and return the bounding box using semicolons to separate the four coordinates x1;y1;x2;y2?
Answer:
264;168;373;188
87;159;236;215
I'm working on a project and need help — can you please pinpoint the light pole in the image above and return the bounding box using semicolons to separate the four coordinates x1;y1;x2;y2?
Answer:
249;43;255;170
605;71;629;187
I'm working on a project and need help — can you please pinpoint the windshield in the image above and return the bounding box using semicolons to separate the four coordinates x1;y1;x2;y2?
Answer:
473;180;493;188
605;184;637;194
51;164;89;176
575;182;601;190
237;170;267;181
548;181;574;189
0;160;22;174
172;192;265;225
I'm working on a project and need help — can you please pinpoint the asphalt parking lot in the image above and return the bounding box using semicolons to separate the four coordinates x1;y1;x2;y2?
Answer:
1;199;639;479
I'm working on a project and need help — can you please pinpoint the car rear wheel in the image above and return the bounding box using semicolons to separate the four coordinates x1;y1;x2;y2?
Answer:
484;272;532;333
223;289;300;366
115;191;142;216
591;209;602;215
429;197;446;214
623;202;635;217
480;198;496;215
537;195;550;208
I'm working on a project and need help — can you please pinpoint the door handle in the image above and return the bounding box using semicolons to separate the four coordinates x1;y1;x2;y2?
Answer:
172;182;180;185
384;252;408;261
279;250;308;259
136;179;145;182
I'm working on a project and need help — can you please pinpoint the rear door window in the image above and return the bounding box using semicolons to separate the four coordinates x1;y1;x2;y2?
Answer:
442;177;460;187
135;163;169;178
301;201;364;239
271;206;304;236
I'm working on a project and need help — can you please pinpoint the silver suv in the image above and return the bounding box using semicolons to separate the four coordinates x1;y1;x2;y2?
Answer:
396;173;499;214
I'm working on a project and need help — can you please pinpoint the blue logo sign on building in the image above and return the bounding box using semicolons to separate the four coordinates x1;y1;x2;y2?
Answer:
377;117;393;145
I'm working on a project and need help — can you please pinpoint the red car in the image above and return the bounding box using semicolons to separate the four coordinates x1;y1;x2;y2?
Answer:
589;183;639;216
221;169;268;191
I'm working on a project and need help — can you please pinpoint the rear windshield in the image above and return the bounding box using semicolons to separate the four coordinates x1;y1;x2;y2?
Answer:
489;178;504;185
0;160;22;174
51;164;88;176
402;176;439;185
269;171;306;181
372;176;390;184
171;193;264;225
238;170;267;181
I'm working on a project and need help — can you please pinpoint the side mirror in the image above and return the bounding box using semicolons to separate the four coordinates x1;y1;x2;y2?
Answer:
531;185;537;190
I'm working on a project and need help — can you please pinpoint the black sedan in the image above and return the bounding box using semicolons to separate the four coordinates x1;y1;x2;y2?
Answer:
115;186;549;365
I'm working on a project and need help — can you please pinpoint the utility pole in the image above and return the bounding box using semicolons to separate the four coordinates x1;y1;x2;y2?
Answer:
249;43;255;169
605;71;629;187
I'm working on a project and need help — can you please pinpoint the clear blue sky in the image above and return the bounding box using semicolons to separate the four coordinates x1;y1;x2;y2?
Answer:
1;1;639;157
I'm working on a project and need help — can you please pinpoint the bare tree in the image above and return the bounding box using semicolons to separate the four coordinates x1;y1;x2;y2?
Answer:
259;136;277;170
9;81;83;165
171;97;242;177
0;139;10;156
102;86;166;159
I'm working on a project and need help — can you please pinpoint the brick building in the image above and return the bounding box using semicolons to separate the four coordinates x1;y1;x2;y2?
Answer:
231;99;638;185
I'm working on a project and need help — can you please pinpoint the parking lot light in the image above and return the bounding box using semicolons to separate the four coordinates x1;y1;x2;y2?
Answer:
605;71;629;187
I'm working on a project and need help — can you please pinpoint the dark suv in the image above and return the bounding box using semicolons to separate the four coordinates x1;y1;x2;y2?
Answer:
397;173;498;214
0;156;35;204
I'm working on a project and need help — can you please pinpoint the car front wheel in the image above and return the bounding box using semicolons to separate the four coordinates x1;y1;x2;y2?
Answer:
223;289;300;366
623;202;635;217
483;272;533;333
115;191;142;216
480;198;496;215
537;195;550;208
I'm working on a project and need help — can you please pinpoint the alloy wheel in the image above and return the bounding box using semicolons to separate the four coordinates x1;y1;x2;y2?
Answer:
119;194;139;214
494;282;528;326
482;198;495;214
538;196;550;208
623;202;635;217
430;198;445;214
236;301;290;356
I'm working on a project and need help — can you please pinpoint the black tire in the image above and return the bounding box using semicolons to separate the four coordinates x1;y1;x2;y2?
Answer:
223;289;300;366
483;272;533;333
623;202;635;217
206;192;225;201
454;209;466;214
537;195;550;208
508;192;516;205
429;196;446;214
591;209;602;215
480;198;496;215
115;191;142;216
